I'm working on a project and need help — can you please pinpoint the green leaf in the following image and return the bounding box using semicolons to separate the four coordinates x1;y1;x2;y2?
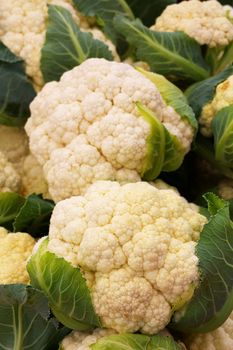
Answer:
41;5;113;83
0;284;69;350
0;42;36;126
218;0;233;4
162;129;184;172
27;238;101;330
170;195;233;333
212;105;233;167
137;102;166;180
114;16;209;81
185;66;233;118
92;333;182;350
203;192;226;216
0;192;25;231
13;194;55;237
125;0;177;26
72;0;134;43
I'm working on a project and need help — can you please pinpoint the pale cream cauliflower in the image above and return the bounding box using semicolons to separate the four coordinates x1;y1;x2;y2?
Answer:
0;151;21;192
0;227;35;284
185;311;233;350
153;0;233;48
21;153;50;198
218;178;233;200
25;58;194;202
199;75;233;136
47;181;207;334
0;125;29;173
60;329;116;350
0;0;118;89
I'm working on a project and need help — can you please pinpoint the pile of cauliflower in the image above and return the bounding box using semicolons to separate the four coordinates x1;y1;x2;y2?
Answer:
1;0;233;349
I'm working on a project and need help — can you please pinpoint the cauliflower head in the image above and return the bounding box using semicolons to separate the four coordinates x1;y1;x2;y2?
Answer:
25;58;195;202
0;227;35;284
199;75;233;136
60;329;116;350
20;153;50;198
185;311;233;350
218;178;233;200
0;151;21;192
0;125;29;172
40;181;207;334
153;0;233;48
0;0;118;89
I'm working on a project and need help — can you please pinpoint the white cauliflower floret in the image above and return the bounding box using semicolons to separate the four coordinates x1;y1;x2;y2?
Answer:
21;153;50;198
218;178;233;200
0;151;21;192
26;59;194;202
48;181;207;334
199;75;233;136
0;227;35;284
153;0;233;48
185;311;233;350
0;0;118;89
60;329;116;350
0;125;29;173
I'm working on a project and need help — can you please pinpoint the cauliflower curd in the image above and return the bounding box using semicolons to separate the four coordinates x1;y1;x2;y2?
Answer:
25;58;194;202
0;151;21;192
46;181;207;334
153;0;233;48
0;0;118;89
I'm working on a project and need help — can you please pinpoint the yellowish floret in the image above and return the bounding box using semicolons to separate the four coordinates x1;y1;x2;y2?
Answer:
0;151;21;192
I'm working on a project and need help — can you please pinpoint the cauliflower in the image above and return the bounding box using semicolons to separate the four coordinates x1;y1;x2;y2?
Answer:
185;311;233;350
218;178;233;200
60;329;116;350
31;181;207;334
20;153;50;198
0;151;21;192
153;0;233;48
0;0;118;89
199;75;233;136
0;227;35;284
25;58;195;202
0;125;29;172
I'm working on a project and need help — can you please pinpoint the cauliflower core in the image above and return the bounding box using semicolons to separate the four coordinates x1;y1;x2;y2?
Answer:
0;0;118;89
0;227;35;284
185;311;233;350
25;59;194;202
153;0;233;48
48;181;207;334
60;329;116;350
199;75;233;136
0;151;21;192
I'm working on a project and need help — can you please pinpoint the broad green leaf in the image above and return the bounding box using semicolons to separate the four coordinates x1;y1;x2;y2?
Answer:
0;284;69;350
163;129;184;172
138;69;197;130
185;66;233;118
218;0;233;4
72;0;134;43
27;238;101;330
92;333;182;350
114;16;209;81
41;5;113;83
0;42;36;126
126;0;177;26
212;105;233;167
171;194;233;333
137;102;166;180
0;192;25;231
203;192;225;216
13;194;55;237
206;43;233;75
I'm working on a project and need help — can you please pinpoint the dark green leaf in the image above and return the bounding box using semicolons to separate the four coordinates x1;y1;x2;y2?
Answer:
0;192;25;231
126;0;177;26
41;5;113;82
0;284;69;350
72;0;134;43
218;0;233;4
114;16;209;81
13;194;54;237
212;105;233;167
27;238;101;330
185;66;233;118
0;42;36;126
92;333;182;350
170;195;233;333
